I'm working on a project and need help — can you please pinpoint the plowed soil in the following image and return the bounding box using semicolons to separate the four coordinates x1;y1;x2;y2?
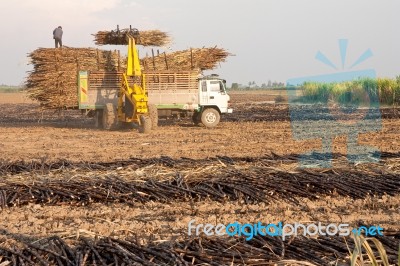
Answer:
1;91;399;265
0;92;399;162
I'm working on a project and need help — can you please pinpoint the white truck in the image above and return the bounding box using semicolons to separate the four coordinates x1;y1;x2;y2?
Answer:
77;70;233;129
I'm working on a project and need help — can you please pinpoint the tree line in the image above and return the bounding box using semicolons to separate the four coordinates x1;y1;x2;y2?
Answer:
230;80;285;90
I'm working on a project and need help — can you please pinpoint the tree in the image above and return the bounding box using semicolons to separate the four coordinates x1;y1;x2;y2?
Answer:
231;83;239;90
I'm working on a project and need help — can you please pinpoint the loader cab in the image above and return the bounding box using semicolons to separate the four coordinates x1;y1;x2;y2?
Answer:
199;75;232;114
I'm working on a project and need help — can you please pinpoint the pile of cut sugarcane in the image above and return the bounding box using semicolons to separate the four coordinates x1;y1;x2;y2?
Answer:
1;153;400;208
92;27;231;71
142;47;231;71
0;231;399;265
25;27;231;109
26;48;123;109
93;28;171;46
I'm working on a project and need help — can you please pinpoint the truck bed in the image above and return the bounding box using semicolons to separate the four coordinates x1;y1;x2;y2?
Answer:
145;71;199;109
78;71;200;110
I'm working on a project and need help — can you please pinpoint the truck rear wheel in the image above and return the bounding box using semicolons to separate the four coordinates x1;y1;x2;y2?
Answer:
148;104;158;129
139;115;152;133
102;103;118;130
192;111;201;125
201;108;220;128
95;110;103;128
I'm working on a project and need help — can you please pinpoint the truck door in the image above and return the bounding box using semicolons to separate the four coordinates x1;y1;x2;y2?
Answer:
200;80;209;105
201;80;230;113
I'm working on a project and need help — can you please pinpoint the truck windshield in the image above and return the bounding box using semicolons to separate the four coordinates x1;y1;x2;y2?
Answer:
210;81;226;93
221;80;227;92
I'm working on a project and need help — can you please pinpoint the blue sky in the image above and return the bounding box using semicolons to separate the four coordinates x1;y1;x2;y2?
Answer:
0;0;399;86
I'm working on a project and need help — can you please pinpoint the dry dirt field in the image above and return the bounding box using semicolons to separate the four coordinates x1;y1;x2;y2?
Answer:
0;91;400;265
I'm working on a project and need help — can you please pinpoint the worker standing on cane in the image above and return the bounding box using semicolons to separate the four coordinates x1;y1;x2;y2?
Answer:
53;26;63;48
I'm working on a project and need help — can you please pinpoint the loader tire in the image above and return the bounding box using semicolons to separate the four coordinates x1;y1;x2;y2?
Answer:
102;103;118;130
139;115;152;134
148;104;158;129
201;108;220;128
119;122;133;130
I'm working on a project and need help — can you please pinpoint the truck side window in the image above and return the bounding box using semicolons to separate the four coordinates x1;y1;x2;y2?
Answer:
202;81;207;92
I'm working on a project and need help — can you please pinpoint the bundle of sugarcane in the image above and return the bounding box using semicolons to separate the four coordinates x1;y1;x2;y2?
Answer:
26;47;124;109
93;29;171;46
141;47;231;71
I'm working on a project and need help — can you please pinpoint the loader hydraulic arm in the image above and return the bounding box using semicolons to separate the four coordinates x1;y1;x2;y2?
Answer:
126;32;141;77
118;31;149;125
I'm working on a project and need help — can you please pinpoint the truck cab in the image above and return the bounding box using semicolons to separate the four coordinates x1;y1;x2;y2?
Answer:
199;75;231;113
193;74;233;128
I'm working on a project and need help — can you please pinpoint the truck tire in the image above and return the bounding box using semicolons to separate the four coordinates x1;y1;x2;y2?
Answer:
192;111;201;125
148;104;158;129
201;108;220;128
102;103;118;130
139;115;152;133
95;110;103;128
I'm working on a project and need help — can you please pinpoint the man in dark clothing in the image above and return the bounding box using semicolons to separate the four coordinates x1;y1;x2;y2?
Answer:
53;26;63;48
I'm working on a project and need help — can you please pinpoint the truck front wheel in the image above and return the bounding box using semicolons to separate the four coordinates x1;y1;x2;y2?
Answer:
201;108;220;128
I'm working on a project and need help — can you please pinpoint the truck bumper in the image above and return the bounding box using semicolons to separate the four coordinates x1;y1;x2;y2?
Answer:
227;108;233;113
